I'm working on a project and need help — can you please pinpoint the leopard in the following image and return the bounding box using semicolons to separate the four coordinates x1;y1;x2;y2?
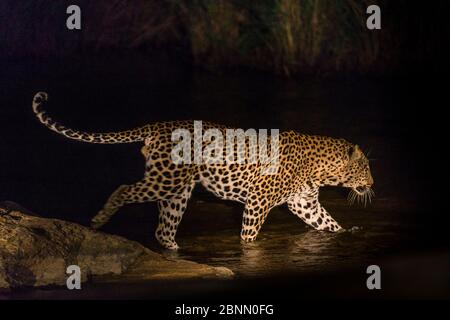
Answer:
32;92;374;249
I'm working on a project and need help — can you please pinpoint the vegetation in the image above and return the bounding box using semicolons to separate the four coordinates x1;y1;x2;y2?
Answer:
0;0;446;76
175;0;383;75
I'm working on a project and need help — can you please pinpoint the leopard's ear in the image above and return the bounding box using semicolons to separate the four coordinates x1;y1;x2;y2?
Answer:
349;144;362;160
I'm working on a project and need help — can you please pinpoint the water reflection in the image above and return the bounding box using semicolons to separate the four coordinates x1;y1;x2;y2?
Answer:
171;203;401;278
235;230;339;276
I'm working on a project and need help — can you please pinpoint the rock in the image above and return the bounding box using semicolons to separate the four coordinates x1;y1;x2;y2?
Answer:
0;208;233;289
0;201;41;217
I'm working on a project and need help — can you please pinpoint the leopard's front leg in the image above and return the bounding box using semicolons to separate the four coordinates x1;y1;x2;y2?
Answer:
287;189;343;232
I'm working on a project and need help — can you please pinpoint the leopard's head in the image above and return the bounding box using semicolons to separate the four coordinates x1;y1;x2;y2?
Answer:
341;144;374;204
316;139;374;205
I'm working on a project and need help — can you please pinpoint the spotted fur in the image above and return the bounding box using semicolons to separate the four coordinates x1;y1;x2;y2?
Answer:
32;92;374;249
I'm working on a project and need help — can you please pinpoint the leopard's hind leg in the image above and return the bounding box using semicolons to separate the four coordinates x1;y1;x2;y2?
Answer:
91;133;195;232
91;164;196;230
90;178;159;229
155;181;195;249
240;192;273;243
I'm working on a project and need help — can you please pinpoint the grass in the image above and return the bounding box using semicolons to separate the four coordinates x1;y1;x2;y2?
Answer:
172;0;383;75
0;0;445;76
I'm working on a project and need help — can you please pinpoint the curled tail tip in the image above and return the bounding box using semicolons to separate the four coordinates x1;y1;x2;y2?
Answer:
32;91;48;112
33;91;48;102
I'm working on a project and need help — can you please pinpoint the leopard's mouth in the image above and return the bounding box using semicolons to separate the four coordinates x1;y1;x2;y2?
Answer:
348;186;375;206
353;186;368;195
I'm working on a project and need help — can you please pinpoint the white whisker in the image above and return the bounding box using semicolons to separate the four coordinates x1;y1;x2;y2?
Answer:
348;187;375;207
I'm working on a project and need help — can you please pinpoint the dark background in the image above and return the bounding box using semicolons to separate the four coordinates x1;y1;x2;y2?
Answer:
0;0;449;300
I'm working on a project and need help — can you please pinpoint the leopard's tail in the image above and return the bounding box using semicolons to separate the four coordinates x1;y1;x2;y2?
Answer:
32;92;151;144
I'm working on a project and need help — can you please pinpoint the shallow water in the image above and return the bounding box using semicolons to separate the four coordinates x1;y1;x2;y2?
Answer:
0;54;444;298
122;197;415;278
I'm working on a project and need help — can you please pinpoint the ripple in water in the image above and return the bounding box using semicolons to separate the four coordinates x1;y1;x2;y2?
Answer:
162;202;409;278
